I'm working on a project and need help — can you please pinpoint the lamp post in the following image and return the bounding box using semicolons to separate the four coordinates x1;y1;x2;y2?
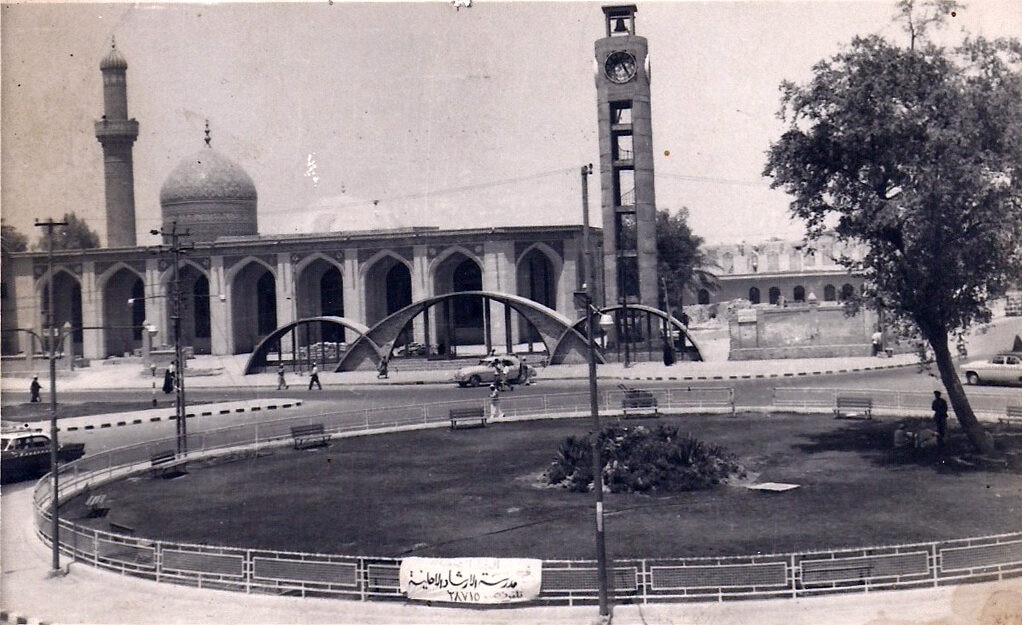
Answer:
35;217;66;575
579;163;610;620
151;223;191;456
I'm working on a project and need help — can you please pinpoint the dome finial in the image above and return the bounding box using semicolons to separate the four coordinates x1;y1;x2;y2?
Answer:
111;35;116;50
204;119;211;148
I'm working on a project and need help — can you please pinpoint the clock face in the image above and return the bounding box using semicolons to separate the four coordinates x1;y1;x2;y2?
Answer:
604;51;637;84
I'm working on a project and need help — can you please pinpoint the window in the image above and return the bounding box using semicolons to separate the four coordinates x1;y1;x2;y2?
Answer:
610;101;632;125
768;287;781;305
840;283;855;301
617;256;639;299
793;285;806;302
748;287;760;304
823;284;836;301
614;169;635;206
615;212;637;251
612;132;633;161
697;289;710;305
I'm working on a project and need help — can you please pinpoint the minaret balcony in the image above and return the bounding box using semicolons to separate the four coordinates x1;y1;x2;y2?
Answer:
94;118;139;140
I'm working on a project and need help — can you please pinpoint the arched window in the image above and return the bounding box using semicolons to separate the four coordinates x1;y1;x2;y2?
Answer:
768;287;781;305
722;252;734;274
840;283;855;301
697;289;710;305
823;284;836;301
748;287;761;304
793;285;806;302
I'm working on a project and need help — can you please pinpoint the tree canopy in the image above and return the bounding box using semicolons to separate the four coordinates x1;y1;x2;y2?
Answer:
763;4;1022;454
33;213;101;251
656;208;717;311
1;221;28;253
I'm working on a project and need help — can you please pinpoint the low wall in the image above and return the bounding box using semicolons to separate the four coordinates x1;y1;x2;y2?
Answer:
729;304;877;360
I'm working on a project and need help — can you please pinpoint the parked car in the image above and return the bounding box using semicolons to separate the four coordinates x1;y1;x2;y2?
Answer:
1;428;86;484
962;352;1022;386
453;354;536;388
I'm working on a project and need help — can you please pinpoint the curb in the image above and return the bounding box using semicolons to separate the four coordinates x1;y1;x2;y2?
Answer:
51;400;304;433
609;360;924;383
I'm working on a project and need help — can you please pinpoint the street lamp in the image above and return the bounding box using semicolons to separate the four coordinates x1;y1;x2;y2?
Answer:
35;217;66;575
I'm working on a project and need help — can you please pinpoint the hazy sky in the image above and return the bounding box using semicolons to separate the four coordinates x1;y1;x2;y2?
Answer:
2;1;1019;246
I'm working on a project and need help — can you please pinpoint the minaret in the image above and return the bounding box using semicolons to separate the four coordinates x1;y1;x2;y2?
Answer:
94;37;139;248
594;5;657;308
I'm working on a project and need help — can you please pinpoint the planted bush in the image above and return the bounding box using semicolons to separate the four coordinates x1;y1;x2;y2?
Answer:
545;424;745;494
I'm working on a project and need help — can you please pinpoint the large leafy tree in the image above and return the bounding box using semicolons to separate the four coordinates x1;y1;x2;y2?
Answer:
764;2;1022;454
33;212;101;251
1;221;29;253
656;208;718;314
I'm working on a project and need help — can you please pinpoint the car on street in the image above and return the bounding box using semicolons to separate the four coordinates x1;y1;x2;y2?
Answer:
962;351;1022;386
453;354;537;388
1;427;86;483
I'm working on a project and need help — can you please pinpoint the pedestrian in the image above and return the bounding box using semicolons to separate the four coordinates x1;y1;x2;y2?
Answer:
276;363;289;390
377;356;389;379
29;376;41;402
931;390;949;445
871;329;883;357
520;357;532;386
489;383;504;421
308;362;322;390
162;361;176;394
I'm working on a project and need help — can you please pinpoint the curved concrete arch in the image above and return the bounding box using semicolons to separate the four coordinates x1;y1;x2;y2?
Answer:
563;303;704;362
244;316;373;374
337;290;598;371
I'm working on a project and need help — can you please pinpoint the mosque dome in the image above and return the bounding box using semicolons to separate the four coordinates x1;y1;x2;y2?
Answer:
100;45;128;71
159;145;259;242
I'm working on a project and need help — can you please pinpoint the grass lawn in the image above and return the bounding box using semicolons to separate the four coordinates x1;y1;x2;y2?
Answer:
70;413;1022;560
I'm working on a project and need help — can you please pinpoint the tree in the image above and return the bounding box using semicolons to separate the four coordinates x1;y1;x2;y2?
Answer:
763;2;1022;454
656;208;718;313
1;221;29;253
33;212;100;251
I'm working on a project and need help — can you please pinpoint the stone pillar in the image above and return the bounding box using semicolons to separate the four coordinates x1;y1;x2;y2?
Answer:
144;258;166;347
208;255;231;355
411;245;430;345
342;250;360;325
482;240;517;349
79;261;103;360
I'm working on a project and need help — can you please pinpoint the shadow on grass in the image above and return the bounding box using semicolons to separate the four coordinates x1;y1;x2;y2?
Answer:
792;418;983;475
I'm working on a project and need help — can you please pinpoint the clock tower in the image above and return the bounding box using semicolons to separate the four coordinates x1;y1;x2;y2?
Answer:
594;5;657;308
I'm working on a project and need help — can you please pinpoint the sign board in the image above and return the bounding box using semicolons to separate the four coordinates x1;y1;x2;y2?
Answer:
399;557;542;604
736;308;757;323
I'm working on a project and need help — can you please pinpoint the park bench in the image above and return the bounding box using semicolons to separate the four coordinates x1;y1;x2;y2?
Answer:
291;423;330;449
449;406;487;430
150;449;188;478
619;385;659;418
833;395;873;420
999;405;1022;428
84;493;110;518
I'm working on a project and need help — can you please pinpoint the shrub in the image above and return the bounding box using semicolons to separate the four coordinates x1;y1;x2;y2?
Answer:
545;424;744;494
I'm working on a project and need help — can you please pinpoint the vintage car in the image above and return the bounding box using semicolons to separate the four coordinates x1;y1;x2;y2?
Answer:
962;351;1022;386
453;354;537;388
1;428;85;484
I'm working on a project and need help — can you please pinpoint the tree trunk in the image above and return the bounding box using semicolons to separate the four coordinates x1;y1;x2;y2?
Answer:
928;331;995;455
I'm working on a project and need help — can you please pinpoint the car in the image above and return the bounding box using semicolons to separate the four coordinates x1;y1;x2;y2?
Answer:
962;351;1022;386
453;354;537;388
1;427;86;484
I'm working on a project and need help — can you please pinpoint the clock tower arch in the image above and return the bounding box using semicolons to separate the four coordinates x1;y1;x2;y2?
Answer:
594;4;657;309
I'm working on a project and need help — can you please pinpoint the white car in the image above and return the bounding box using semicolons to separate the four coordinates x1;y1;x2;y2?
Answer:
453;355;536;388
962;352;1022;386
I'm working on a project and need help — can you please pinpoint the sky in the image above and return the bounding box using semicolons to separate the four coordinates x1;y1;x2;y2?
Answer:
2;1;1020;247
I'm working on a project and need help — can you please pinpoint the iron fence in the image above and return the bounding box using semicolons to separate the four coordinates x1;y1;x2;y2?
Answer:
772;386;1013;418
33;388;1022;607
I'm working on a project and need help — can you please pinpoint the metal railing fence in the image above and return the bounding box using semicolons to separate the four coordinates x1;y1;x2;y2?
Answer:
772;387;1014;417
32;387;1022;607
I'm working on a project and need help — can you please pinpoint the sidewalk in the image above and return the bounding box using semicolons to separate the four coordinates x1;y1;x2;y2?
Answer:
3;479;1019;625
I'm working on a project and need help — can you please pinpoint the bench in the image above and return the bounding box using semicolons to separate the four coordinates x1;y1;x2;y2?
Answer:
999;405;1022;428
291;423;330;449
833;396;873;420
449;406;487;430
84;494;110;518
620;385;659;418
150;449;188;478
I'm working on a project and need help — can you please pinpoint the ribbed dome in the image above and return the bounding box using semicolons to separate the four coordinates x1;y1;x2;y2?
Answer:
160;148;258;205
100;46;128;71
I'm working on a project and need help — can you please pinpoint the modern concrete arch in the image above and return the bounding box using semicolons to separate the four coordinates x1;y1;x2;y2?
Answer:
337;290;596;371
564;303;705;362
244;316;373;374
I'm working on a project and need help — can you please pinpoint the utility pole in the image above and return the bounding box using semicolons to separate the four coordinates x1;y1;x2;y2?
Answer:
151;222;192;457
35;217;67;574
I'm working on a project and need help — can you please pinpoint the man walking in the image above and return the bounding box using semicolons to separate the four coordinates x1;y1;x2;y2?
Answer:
489;383;504;421
931;390;949;445
29;376;41;402
308;362;322;390
277;363;289;390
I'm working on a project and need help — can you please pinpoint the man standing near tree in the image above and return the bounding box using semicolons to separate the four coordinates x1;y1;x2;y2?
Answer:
931;391;949;446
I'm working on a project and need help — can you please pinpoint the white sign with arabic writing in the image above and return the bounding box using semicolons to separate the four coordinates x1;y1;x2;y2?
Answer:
399;557;542;604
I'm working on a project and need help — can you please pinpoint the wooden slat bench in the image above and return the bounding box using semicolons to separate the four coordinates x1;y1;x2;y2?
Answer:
1000;405;1022;428
150;449;188;478
85;494;110;518
449;406;487;430
620;385;659;418
291;423;330;449
833;396;873;420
